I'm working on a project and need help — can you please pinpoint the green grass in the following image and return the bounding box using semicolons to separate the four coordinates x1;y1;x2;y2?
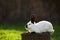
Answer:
0;30;22;40
0;23;26;40
0;23;60;40
51;25;60;40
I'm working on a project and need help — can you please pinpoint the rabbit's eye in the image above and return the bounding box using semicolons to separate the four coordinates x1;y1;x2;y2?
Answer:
29;24;31;25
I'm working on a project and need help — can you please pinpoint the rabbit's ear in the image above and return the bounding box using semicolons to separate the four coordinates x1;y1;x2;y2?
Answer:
31;14;36;24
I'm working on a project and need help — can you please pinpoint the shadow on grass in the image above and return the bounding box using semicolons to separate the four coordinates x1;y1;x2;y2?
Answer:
51;25;60;40
0;23;26;32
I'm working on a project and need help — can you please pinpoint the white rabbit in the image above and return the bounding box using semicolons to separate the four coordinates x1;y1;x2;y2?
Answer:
25;14;54;33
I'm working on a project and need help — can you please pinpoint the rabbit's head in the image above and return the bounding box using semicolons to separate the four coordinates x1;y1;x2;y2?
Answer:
25;14;36;32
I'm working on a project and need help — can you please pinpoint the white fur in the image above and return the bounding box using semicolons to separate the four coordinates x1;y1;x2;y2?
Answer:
26;20;54;33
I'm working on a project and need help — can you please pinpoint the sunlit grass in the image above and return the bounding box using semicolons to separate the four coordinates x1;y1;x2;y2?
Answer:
0;29;23;40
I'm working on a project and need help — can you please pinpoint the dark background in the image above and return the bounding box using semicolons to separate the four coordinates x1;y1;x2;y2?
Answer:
0;0;59;25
